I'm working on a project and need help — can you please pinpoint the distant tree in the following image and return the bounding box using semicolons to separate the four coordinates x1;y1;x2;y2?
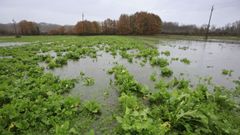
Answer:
92;21;101;34
117;14;132;35
58;26;65;35
74;21;84;34
162;22;202;35
102;19;117;35
18;20;40;35
74;20;101;35
132;12;162;35
48;26;65;35
0;29;8;35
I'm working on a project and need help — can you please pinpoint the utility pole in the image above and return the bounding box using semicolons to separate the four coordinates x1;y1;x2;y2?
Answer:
205;5;214;41
12;19;20;38
82;13;84;34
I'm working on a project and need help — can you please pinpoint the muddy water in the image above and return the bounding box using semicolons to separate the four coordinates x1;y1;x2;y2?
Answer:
41;40;240;115
43;52;160;115
158;40;240;89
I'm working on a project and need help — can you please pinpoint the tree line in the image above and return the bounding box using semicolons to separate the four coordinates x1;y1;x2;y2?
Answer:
0;11;239;36
162;21;240;36
0;11;162;35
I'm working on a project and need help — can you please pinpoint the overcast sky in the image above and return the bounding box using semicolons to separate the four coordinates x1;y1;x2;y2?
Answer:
0;0;239;26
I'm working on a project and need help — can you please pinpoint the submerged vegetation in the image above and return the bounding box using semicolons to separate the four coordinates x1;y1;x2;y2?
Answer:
150;57;169;67
150;72;157;81
161;50;170;56
222;69;234;76
161;67;173;77
180;58;191;64
109;65;240;134
0;36;239;134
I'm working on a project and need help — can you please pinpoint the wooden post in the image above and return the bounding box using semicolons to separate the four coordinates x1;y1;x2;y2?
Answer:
205;6;214;41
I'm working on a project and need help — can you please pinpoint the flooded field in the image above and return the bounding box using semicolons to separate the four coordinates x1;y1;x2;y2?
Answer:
1;36;240;134
44;40;240;90
38;40;240;122
159;40;240;88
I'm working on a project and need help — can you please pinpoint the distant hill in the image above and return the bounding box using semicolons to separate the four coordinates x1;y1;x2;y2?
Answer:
0;22;74;35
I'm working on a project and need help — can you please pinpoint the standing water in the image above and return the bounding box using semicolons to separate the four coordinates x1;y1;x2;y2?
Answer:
41;40;240;116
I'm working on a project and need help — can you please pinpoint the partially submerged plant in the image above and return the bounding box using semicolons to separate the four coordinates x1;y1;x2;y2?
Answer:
171;57;179;61
222;69;233;76
161;50;170;56
55;57;67;66
83;77;95;86
161;67;173;77
180;58;191;64
178;46;189;50
48;60;58;69
83;101;101;114
149;72;157;81
150;57;169;67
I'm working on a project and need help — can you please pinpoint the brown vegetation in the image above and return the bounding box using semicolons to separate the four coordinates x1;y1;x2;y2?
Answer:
18;20;40;35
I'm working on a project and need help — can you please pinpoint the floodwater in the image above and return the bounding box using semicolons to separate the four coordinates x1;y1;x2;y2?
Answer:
158;40;240;89
0;42;29;47
41;40;240;114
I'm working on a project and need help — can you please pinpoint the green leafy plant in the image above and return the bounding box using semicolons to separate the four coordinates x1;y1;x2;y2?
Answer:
171;57;179;61
55;56;67;66
150;57;169;67
48;60;58;69
161;67;173;77
119;93;139;109
222;69;233;76
180;58;191;64
82;77;95;86
161;50;170;56
83;101;101;114
149;72;157;81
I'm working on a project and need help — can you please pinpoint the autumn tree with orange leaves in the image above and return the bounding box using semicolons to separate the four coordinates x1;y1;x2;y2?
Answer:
18;20;40;35
132;12;162;35
73;11;162;35
102;19;117;35
74;21;101;35
117;14;132;35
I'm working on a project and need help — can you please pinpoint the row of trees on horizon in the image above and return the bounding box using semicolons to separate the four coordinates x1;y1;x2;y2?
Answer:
0;11;240;36
0;12;162;36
